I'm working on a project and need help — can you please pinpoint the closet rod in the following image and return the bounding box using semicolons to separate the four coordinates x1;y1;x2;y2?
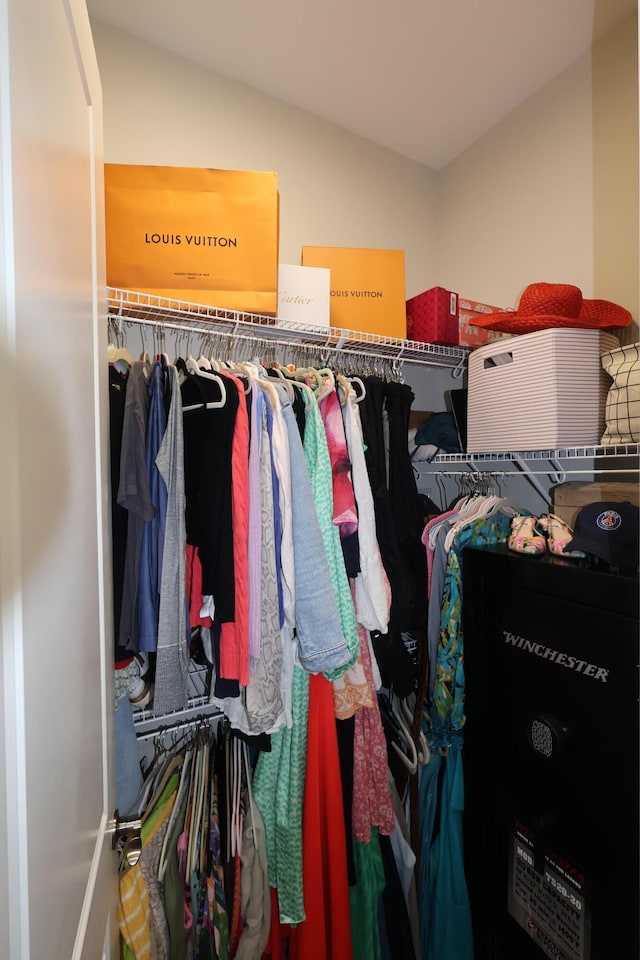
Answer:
110;313;411;372
133;702;222;735
135;712;221;743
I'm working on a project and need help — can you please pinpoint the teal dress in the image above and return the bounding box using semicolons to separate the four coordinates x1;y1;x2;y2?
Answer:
429;514;511;751
423;514;511;960
425;745;473;960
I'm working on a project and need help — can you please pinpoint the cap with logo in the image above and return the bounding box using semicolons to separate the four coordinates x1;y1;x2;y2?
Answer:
569;501;639;573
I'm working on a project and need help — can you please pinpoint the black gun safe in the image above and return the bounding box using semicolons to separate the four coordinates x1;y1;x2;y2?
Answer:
462;546;639;960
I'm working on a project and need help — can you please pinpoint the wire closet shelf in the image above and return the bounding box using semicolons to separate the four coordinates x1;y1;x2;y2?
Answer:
107;287;470;371
430;444;640;464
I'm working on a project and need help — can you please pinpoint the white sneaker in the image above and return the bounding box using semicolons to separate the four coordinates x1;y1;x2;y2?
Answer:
127;653;153;709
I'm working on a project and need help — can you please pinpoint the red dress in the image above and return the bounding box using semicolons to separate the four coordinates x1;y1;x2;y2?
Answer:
263;673;354;960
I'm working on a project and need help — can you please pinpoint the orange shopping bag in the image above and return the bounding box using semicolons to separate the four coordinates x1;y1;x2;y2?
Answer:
302;245;406;338
105;164;279;314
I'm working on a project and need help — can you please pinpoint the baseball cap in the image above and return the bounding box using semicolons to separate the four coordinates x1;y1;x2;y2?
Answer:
569;501;639;573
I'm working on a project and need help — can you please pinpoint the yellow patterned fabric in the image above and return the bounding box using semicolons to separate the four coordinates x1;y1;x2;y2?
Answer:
119;863;151;960
119;775;179;960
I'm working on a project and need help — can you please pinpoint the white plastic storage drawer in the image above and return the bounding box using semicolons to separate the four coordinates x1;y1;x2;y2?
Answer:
467;328;617;452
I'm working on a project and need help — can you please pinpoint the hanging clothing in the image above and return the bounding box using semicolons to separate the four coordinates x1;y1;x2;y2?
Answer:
262;385;284;628
119;861;152;960
287;673;354;960
352;618;395;843
109;361;132;663
246;383;263;661
138;360;168;652
234;797;270;960
280;398;351;674
300;390;359;681
359;377;426;634
119;772;179;960
118;360;155;651
418;753;442;960
318;385;358;537
429;512;511;751
425;746;474;960
154;364;189;715
343;384;391;636
219;371;250;685
389;789;421;960
181;368;239;623
266;383;295;632
379;830;417;960
110;336;440;960
349;830;386;960
244;399;284;733
138;773;179;960
253;663;309;925
426;516;457;701
385;381;428;632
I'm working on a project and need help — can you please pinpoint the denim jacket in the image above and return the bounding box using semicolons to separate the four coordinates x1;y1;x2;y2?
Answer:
281;400;351;674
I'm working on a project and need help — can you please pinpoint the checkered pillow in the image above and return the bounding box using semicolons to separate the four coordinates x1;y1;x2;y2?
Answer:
601;343;640;444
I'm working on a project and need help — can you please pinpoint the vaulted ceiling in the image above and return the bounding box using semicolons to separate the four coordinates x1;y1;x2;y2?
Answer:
87;0;637;170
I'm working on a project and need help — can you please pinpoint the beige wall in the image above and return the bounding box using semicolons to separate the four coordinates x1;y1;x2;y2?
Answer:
592;15;639;328
437;13;638;334
91;20;439;299
92;14;638;334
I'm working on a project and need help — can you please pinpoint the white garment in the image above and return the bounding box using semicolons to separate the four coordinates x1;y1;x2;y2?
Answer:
342;386;391;639
264;383;296;631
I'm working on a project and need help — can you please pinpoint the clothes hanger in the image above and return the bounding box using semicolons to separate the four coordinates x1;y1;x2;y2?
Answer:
379;692;418;775
293;376;317;405
181;355;227;410
257;373;280;407
347;375;367;402
158;745;194;881
199;740;212;875
399;694;431;766
188;734;209;879
294;365;322;390
186;732;205;878
266;363;296;401
317;367;336;390
243;741;259;850
223;359;256;395
443;492;501;551
231;736;244;858
108;342;134;366
389;707;418;774
335;373;351;406
141;751;184;825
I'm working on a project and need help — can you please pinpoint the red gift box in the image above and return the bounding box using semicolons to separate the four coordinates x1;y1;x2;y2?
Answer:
406;287;459;345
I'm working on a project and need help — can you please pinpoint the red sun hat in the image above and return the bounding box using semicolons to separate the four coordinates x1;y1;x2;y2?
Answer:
470;282;632;335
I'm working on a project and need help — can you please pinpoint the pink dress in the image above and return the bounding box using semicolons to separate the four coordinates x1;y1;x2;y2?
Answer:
318;387;358;537
219;372;250;685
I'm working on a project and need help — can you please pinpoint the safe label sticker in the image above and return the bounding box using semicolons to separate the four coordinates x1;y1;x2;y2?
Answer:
507;823;591;960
